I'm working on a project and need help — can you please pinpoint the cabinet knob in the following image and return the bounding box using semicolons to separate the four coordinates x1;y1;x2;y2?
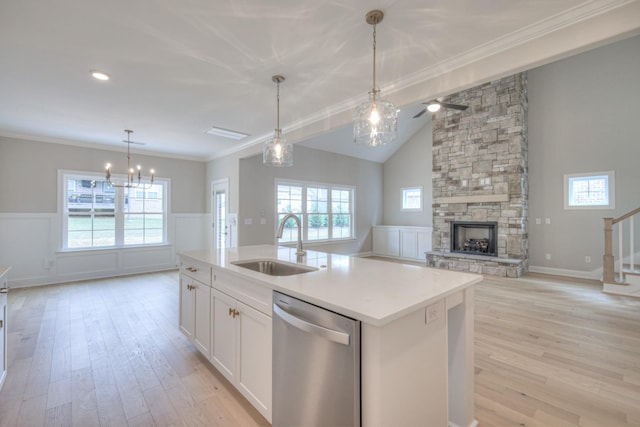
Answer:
232;308;240;318
0;319;3;329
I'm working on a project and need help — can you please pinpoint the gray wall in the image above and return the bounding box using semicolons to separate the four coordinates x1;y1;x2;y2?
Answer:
528;34;640;273
0;136;207;213
382;120;433;226
238;145;383;255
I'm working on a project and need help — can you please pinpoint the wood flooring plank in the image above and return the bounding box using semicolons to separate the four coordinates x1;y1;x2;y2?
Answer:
44;401;72;427
70;366;100;427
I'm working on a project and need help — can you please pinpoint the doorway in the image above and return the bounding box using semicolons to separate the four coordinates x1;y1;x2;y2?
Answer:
212;179;230;249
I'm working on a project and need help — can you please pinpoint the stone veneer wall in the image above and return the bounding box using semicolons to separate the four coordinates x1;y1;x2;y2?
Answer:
428;73;528;277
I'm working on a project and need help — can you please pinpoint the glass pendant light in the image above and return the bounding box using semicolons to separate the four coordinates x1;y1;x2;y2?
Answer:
353;10;397;147
263;75;293;167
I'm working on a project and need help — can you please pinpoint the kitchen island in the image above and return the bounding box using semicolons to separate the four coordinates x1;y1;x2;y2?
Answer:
178;245;481;427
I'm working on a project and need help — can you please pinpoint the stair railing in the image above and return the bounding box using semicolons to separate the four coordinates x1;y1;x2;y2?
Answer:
603;207;640;283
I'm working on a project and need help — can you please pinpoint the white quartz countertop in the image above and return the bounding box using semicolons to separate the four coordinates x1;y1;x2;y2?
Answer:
179;245;482;326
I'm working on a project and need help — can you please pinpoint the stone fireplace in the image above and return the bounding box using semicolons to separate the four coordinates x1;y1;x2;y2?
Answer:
426;73;528;277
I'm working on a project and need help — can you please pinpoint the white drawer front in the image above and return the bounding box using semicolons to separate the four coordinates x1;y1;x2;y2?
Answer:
181;258;212;285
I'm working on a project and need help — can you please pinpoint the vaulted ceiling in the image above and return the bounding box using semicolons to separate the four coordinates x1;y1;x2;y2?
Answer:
1;0;638;162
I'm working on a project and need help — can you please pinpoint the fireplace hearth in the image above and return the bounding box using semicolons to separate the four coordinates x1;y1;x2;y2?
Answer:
451;221;498;257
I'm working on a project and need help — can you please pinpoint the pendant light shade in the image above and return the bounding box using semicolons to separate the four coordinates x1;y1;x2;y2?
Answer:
353;10;397;147
263;75;293;167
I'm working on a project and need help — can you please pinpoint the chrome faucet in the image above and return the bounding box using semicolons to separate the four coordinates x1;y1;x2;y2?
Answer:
276;213;306;258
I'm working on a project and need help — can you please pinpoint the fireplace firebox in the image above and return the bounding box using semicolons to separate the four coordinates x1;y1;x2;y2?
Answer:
450;221;498;257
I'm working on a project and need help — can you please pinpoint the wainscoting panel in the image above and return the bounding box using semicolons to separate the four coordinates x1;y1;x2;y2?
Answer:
0;214;53;285
0;212;208;287
57;250;119;276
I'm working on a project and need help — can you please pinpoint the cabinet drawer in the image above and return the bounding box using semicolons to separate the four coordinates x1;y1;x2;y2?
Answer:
181;258;212;285
213;268;271;316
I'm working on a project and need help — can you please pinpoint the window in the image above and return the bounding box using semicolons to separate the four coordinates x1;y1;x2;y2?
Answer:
401;186;423;211
564;171;615;209
61;171;168;249
276;180;354;244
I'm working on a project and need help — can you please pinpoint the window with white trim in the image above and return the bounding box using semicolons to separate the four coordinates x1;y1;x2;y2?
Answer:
401;186;423;211
564;171;615;209
276;181;354;243
62;171;168;249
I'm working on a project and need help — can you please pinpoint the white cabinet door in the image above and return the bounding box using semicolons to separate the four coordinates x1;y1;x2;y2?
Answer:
237;300;272;422
400;229;418;259
211;289;237;384
193;281;211;358
180;274;212;358
372;227;400;257
416;229;432;260
179;276;195;340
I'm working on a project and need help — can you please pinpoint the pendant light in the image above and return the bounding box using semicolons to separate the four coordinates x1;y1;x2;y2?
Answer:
105;130;155;188
353;10;397;147
263;75;293;167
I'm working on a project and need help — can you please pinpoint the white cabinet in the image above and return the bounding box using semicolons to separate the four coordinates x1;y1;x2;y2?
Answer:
372;226;400;257
211;289;237;381
372;226;432;261
211;272;272;423
0;267;9;392
179;258;212;358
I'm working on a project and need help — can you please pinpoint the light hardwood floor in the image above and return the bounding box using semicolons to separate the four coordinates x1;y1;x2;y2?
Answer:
0;270;639;426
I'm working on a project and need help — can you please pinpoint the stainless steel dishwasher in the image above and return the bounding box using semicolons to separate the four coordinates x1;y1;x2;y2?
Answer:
272;291;361;427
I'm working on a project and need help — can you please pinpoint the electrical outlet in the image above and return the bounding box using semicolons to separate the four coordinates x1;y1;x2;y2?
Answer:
535;218;541;225
545;253;552;260
585;256;591;263
244;218;252;225
426;304;439;324
545;218;551;225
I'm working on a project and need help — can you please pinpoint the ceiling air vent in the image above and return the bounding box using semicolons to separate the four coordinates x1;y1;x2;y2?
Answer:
205;126;249;140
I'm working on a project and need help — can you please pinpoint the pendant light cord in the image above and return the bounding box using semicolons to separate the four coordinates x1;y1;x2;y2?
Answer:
276;80;281;131
372;22;378;101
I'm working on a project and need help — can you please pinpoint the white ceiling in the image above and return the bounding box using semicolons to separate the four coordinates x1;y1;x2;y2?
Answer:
1;0;638;163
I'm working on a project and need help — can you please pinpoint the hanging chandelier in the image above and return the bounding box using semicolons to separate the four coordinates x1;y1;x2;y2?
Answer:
263;75;293;167
353;10;397;147
105;129;155;188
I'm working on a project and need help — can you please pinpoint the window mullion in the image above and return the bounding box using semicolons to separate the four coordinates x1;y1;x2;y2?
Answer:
327;187;333;239
115;187;124;246
302;186;308;242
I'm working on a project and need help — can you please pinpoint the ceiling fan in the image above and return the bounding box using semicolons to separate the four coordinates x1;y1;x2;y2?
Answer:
413;100;468;118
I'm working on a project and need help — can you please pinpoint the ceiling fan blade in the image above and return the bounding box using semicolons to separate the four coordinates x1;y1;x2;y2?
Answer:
413;108;427;119
440;102;468;111
122;139;146;145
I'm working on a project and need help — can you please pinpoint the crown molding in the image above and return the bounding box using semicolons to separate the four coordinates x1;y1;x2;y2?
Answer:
387;0;637;96
0;131;206;162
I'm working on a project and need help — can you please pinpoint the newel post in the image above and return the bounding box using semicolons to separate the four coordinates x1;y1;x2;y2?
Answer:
603;217;615;283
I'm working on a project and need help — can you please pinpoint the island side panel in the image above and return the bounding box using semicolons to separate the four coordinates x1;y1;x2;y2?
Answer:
361;299;448;427
447;286;476;427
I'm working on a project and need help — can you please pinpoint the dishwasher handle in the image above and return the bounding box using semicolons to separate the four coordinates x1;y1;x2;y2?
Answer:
273;303;350;346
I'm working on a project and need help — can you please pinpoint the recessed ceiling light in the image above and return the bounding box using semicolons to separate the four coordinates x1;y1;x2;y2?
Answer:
91;70;110;81
205;126;249;140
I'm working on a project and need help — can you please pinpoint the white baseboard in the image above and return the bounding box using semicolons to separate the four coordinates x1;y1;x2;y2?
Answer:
528;265;601;280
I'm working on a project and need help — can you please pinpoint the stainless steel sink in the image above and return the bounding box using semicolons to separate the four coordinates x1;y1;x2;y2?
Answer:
231;259;318;276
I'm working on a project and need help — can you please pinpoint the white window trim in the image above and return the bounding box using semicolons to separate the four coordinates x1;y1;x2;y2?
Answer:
401;186;423;212
275;178;356;245
563;170;615;210
58;169;170;251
